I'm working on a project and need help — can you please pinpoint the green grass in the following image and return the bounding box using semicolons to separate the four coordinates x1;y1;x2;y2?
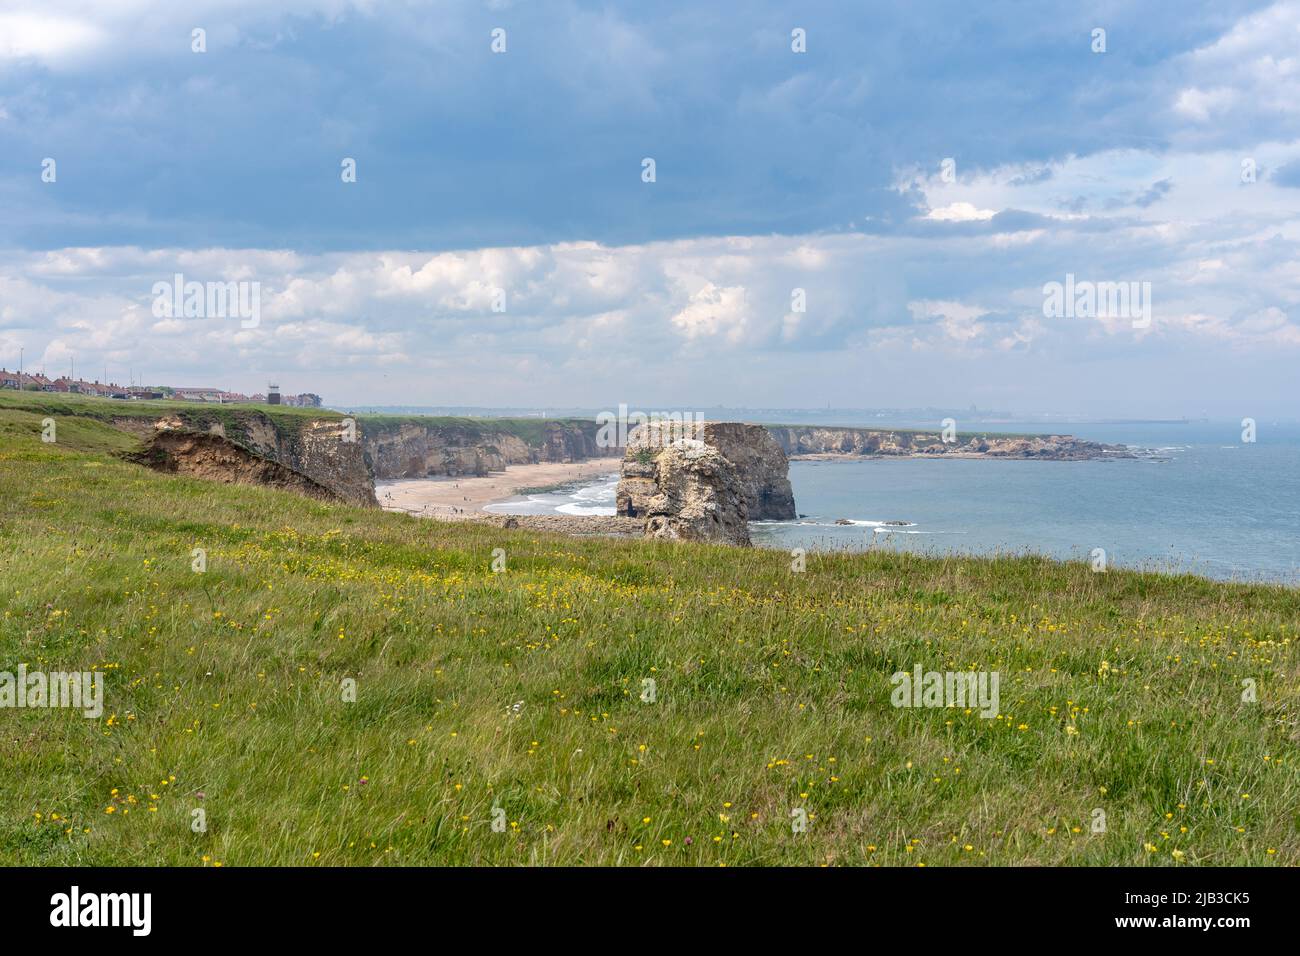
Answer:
0;407;1297;867
0;389;341;427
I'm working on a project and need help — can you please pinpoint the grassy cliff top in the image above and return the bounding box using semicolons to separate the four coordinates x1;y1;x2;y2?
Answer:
0;392;596;445
0;389;341;427
1;405;1296;866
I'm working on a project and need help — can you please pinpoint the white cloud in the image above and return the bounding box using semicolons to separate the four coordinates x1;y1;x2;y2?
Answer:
0;1;371;67
925;202;997;222
669;283;752;343
909;299;992;342
1173;87;1237;123
0;13;104;64
3;222;1298;405
1171;0;1300;124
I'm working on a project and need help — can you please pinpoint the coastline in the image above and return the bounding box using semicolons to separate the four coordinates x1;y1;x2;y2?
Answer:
376;459;618;519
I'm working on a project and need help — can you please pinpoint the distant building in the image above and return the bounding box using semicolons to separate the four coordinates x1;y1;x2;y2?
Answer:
1;368;321;406
0;371;57;391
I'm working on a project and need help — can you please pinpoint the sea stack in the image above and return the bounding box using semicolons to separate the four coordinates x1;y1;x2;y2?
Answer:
616;421;796;545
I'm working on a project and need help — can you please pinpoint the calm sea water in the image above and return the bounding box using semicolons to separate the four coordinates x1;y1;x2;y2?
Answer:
504;422;1300;584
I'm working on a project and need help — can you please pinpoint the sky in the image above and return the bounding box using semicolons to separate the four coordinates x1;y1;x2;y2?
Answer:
1;0;1298;417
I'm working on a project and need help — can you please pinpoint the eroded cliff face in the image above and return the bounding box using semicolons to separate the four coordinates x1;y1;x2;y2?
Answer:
131;431;351;504
765;426;1132;460
363;420;618;479
123;410;378;507
617;421;795;522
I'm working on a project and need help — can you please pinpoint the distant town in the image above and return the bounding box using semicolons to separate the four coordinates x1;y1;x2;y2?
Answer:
0;369;321;407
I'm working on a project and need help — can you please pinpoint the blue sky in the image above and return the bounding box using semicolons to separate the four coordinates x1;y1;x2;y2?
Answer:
1;0;1299;416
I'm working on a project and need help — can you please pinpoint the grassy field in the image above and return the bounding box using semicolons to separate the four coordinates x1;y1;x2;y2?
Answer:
0;401;1297;866
0;389;342;426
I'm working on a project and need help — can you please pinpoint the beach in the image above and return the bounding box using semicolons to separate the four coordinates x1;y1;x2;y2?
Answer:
376;460;619;518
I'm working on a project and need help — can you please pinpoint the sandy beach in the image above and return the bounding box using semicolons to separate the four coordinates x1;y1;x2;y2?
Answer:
376;460;619;518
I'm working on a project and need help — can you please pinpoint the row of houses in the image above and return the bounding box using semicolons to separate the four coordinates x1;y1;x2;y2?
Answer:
0;369;321;407
169;387;322;407
0;369;158;399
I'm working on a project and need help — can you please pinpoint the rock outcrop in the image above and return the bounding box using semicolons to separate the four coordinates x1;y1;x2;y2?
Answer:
140;411;378;507
616;422;796;546
765;426;1133;461
630;439;752;545
617;421;794;525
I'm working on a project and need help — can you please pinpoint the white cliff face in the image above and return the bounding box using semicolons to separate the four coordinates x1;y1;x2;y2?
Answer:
361;420;617;478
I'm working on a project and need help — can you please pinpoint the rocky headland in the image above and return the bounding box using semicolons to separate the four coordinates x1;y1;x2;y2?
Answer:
767;426;1133;461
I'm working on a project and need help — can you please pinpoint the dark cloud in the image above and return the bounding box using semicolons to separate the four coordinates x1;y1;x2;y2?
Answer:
0;0;1272;252
1270;160;1300;188
1133;178;1174;207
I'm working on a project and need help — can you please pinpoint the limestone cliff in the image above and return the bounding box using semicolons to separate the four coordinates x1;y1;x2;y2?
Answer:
765;426;1132;460
131;431;352;505
626;439;752;545
617;421;795;522
363;419;618;479
117;410;378;508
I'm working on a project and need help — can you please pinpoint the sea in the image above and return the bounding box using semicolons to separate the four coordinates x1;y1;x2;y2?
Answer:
486;421;1300;585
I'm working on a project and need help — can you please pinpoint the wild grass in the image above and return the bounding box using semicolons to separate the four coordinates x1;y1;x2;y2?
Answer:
0;406;1296;866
